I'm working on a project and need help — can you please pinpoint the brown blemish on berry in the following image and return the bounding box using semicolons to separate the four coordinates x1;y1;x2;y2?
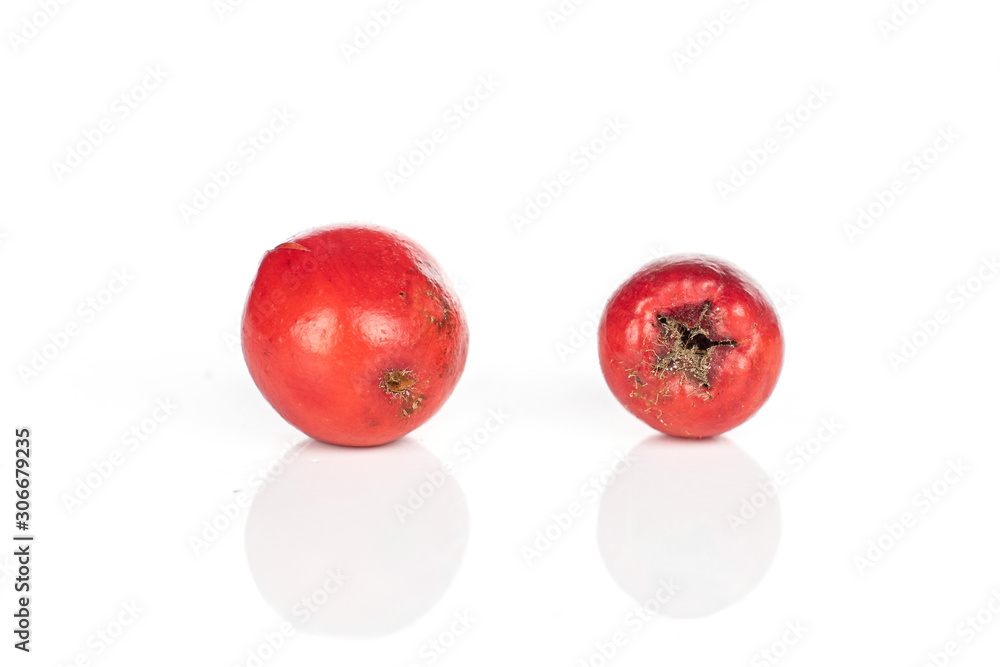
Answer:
423;289;451;328
401;394;424;418
275;242;312;252
651;302;737;390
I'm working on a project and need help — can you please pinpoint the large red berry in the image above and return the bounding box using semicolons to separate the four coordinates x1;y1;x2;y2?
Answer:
241;224;469;446
598;255;783;438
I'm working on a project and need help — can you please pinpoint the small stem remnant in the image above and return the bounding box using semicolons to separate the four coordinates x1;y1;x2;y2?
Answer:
382;369;417;394
381;369;424;417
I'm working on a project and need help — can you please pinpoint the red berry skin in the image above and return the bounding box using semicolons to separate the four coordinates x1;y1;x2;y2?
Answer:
241;224;468;447
598;255;783;439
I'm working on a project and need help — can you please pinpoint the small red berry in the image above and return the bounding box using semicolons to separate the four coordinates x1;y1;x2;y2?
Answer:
598;254;783;438
241;224;469;446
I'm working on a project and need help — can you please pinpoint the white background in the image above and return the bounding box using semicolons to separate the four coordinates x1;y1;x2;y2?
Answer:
2;0;1000;665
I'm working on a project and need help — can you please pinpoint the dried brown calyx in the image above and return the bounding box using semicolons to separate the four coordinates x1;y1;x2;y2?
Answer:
381;369;424;417
382;369;417;394
652;302;736;388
